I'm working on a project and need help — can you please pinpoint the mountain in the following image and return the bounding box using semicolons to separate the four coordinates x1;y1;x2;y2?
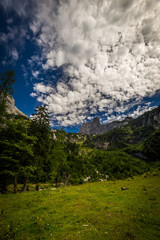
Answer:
79;116;132;134
5;95;27;117
130;105;160;128
79;106;160;135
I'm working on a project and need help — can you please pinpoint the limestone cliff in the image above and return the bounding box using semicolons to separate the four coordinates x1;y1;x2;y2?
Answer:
79;106;160;135
5;95;27;117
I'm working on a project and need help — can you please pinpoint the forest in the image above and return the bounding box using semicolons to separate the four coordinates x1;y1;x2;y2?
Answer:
0;70;160;194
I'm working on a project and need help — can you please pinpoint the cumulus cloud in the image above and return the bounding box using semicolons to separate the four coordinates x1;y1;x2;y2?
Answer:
0;0;36;65
2;0;160;127
103;103;157;123
33;83;53;94
0;0;36;18
28;0;160;126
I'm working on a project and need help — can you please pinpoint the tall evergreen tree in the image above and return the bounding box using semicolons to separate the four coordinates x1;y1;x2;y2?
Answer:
30;105;54;182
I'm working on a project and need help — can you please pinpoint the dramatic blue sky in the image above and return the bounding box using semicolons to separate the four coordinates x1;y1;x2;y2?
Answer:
0;0;160;132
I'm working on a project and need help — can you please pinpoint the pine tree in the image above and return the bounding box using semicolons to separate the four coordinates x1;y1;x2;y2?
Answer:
30;105;54;182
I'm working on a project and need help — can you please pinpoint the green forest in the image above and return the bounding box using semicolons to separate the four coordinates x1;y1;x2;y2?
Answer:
0;71;160;194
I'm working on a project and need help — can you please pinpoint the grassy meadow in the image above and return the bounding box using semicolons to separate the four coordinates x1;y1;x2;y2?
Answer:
0;171;160;240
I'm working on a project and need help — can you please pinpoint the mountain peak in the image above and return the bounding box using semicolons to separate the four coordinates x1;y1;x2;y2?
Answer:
93;116;101;123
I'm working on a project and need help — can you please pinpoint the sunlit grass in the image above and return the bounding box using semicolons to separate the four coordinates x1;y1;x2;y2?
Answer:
0;171;160;240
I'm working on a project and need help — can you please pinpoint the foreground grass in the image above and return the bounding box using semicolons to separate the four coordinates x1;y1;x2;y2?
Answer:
0;172;160;240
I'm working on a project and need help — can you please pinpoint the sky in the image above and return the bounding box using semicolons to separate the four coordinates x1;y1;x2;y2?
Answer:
0;0;160;132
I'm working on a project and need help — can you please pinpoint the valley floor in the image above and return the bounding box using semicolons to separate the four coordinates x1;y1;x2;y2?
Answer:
0;171;160;240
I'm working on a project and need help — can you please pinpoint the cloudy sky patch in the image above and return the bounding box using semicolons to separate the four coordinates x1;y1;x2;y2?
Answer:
0;0;160;129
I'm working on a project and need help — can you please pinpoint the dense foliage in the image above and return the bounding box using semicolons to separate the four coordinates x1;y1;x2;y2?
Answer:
0;118;36;193
143;130;160;162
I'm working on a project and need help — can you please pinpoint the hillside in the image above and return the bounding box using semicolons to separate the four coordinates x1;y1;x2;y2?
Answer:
0;172;159;240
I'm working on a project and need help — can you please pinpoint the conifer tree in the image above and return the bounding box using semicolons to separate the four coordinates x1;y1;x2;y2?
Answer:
30;105;54;182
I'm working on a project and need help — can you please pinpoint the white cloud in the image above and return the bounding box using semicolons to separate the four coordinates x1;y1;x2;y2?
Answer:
30;92;37;97
11;48;19;61
3;0;160;127
32;70;39;78
33;83;52;94
103;104;157;123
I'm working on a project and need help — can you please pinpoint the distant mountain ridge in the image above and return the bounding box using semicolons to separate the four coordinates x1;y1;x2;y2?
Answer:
79;106;160;135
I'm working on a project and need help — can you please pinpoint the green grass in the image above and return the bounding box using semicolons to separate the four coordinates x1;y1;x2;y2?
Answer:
0;172;160;240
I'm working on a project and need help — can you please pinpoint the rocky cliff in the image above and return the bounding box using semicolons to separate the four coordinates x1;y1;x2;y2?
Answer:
5;95;27;117
79;116;131;134
79;106;160;135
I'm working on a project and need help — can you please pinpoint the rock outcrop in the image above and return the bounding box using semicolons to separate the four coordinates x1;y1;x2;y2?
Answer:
79;116;131;134
5;95;27;117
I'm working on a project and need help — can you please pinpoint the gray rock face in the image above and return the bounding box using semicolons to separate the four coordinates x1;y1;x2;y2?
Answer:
6;95;27;117
79;116;131;135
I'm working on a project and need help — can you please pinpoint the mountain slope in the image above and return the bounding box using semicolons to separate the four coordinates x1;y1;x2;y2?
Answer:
79;106;160;135
131;105;160;128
